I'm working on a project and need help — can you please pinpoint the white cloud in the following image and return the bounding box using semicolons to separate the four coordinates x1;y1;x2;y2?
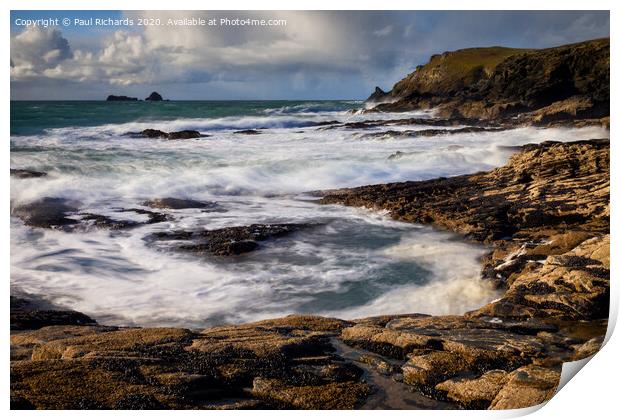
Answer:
10;26;72;78
373;25;393;37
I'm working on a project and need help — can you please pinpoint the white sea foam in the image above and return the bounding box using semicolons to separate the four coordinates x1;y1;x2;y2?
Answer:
10;111;609;327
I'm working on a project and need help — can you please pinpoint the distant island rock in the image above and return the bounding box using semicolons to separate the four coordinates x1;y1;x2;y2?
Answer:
145;92;164;101
106;95;138;102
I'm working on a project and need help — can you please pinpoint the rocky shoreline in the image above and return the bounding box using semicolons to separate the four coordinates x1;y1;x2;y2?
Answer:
10;138;609;410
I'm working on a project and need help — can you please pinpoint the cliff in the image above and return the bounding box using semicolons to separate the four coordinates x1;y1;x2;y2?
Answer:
369;38;609;123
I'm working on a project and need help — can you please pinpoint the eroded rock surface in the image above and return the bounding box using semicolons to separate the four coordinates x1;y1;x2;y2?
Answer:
146;223;312;256
11;315;368;409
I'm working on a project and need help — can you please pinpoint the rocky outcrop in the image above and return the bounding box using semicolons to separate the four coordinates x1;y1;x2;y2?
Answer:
367;87;391;104
11;169;47;179
369;38;609;124
317;139;609;407
234;129;262;135
146;223;312;256
11;197;81;229
360;126;505;140
10;197;168;230
321;139;609;244
10;140;609;410
11;296;96;332
11;315;368;409
142;197;223;211
139;129;204;140
145;92;164;101
106;95;138;101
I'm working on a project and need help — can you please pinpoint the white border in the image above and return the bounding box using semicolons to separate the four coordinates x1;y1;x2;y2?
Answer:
3;1;617;418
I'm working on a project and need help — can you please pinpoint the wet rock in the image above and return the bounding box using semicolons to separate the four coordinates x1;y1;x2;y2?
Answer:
571;336;604;360
321;140;609;244
11;325;117;360
471;235;610;321
435;370;508;408
142;197;221;210
489;365;560;409
233;129;261;135
358;354;398;375
10;296;97;331
76;208;168;230
11;197;170;231
362;126;505;140
147;223;311;256
77;213;141;230
11;197;80;229
10;169;47;178
118;208;169;224
168;130;203;140
10;314;366;409
141;128;168;138
139;129;204;139
251;377;370;409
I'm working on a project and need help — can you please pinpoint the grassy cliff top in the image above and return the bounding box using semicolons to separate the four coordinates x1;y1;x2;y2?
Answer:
392;46;529;97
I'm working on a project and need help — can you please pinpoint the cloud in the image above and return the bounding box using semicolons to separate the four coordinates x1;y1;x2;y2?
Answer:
373;25;393;37
9;11;610;99
10;26;72;78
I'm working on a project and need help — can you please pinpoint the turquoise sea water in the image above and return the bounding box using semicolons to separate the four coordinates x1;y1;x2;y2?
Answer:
10;100;359;135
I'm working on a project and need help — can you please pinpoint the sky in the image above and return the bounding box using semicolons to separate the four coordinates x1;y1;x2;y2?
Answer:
10;10;610;100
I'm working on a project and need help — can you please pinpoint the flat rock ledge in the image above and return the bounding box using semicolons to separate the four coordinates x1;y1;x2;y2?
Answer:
11;139;609;409
146;223;312;257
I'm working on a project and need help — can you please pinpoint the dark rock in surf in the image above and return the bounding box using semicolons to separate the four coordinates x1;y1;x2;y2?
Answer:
75;208;168;230
234;129;262;135
387;151;406;160
11;197;169;231
362;126;506;140
141;129;169;139
142;197;221;210
147;223;312;256
11;169;47;179
145;91;164;101
118;208;169;224
10;296;97;331
11;197;80;229
168;130;202;139
106;95;138;101
77;213;141;230
139;129;204;140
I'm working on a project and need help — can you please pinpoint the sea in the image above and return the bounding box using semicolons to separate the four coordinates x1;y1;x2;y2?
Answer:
9;100;609;327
